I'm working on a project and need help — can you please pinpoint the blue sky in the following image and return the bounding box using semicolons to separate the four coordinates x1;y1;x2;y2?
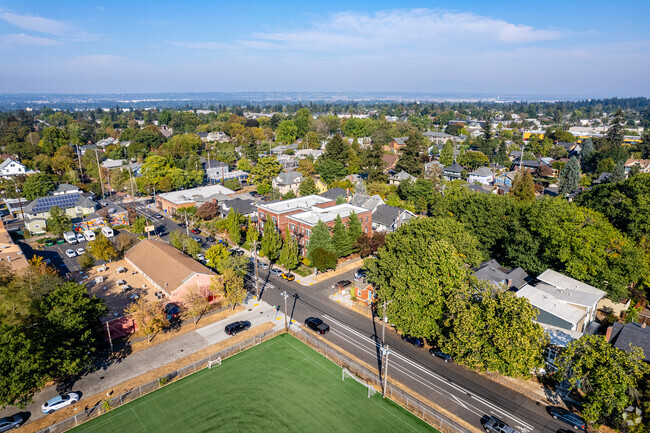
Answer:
1;0;649;96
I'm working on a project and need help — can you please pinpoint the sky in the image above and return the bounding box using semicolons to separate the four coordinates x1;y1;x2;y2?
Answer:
0;0;649;97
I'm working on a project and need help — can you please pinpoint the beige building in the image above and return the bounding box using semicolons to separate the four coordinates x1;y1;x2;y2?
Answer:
0;220;29;272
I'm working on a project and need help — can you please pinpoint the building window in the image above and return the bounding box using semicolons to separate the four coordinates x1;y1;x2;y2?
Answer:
272;217;277;226
306;229;311;237
365;216;368;223
290;223;295;231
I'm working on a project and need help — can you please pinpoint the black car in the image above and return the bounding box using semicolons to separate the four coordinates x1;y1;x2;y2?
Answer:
429;348;453;362
337;280;352;288
305;317;330;334
224;321;251;335
178;223;186;228
402;335;424;348
0;414;24;432
547;407;586;430
205;236;216;242
164;303;180;320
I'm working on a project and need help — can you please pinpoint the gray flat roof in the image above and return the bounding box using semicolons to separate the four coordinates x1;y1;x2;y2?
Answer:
288;203;368;226
258;195;332;214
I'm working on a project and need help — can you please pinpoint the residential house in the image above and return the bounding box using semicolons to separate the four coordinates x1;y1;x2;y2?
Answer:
158;125;173;138
0;220;28;272
508;150;523;161
319;187;348;202
197;132;209;142
423;131;454;144
207;131;229;143
96;137;119;148
295;149;323;160
606;322;650;356
350;279;376;306
513;160;540;171
389;137;408;152
494;171;516;187
219;198;257;220
125;239;214;304
442;163;464;181
382;154;398;173
424;160;444;177
156;184;235;215
371;205;415;233
22;186;99;234
467;167;494;185
556;141;577;154
314;178;328;194
272;171;303;195
389;170;416;185
349;193;385;213
472;259;530;290
624;158;650;175
466;183;494;194
205;161;229;182
276;154;299;172
0;158;26;178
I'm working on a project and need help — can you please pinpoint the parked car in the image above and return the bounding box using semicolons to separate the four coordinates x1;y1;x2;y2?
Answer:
224;321;251;335
178;223;186;228
197;253;205;261
258;261;269;270
190;228;201;234
192;236;202;243
402;335;424;348
354;270;366;281
75;233;85;243
337;280;352;288
269;268;282;276
75;247;85;255
229;249;244;256
547;407;586;430
305;317;330;334
164;303;181;321
282;273;295;281
41;393;79;414
218;239;228;246
205;236;215;242
65;249;76;258
0;414;24;432
429;348;452;362
481;415;519;433
153;214;163;219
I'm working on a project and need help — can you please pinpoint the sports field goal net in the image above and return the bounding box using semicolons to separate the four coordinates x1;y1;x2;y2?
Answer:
342;368;377;398
207;357;222;369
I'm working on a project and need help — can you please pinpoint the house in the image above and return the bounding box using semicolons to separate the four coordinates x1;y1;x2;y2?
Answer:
205;161;229;182
467;167;494;185
318;187;348;202
442;163;464;181
371;205;415;233
349;193;385;213
96;137;119;148
423;131;453;144
516;269;606;335
350;280;376;306
389;137;408;152
556;141;577;153
494;171;516;187
207;131;229;143
295;149;323;160
158;125;173;138
593;172;612;185
606;322;650;356
219;198;257;220
314;178;328;194
624;158;650;175
272;171;303;195
276;154;298;172
23;187;99;234
472;259;530;290
466;183;494;194
156;184;235;215
125;239;214;304
197;132;209;142
424;160;444;177
74;198;129;232
389;170;416;185
513;160;540;171
382;154;398;173
0;220;28;272
508;150;523;161
0;158;26;178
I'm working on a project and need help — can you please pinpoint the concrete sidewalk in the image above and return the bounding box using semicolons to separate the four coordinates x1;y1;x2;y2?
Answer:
0;298;284;424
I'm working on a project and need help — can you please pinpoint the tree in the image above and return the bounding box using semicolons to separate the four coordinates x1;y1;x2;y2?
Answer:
131;216;147;235
251;155;282;194
310;247;338;272
221;255;249;278
610;162;626;183
606;109;625;146
346;211;363;253
87;234;118;262
297;158;315;177
395;134;424;176
196;201;219;220
293;108;312;138
509;169;535;201
558;157;581;194
331;215;353;257
260;220;282;261
458;151;490;171
223;178;241;191
357;232;385;257
237;157;253;172
246;221;259;245
182;285;210;324
205;243;229;271
317;158;347;184
278;236;299;270
125;298;168;343
210;269;246;309
555;335;649;424
0;324;44;408
299;177;318;196
275;120;298;144
363;141;387;183
440;140;454;166
225;209;243;245
78;253;95;270
46;206;71;236
22;173;55;200
322;134;349;166
580;138;595;171
306;220;334;263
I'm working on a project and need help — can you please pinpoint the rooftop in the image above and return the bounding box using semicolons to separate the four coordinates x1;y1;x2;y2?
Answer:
157;184;235;205
288;203;368;226
259;195;333;214
516;284;587;325
536;269;605;307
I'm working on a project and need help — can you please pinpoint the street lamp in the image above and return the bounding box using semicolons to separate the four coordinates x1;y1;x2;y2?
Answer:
380;300;393;344
281;291;290;332
381;344;391;398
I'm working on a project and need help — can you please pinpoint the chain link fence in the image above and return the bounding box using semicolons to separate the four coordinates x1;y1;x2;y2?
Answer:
39;325;472;433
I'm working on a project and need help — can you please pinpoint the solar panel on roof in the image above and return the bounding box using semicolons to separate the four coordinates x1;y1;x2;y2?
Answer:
33;193;81;213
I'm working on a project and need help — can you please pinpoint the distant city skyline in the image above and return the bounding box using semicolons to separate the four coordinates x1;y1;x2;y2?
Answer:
1;0;649;97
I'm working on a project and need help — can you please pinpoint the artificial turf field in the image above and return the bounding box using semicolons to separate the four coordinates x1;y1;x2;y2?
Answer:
72;333;437;433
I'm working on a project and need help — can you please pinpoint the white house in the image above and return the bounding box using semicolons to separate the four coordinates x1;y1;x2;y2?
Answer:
0;158;26;178
467;167;494;185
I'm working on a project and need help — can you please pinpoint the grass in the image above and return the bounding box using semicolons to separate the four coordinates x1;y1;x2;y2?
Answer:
294;264;313;277
71;334;436;433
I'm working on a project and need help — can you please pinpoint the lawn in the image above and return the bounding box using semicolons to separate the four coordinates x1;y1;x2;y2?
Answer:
72;334;436;433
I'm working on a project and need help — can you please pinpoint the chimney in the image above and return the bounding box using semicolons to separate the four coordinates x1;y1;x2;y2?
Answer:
605;325;613;342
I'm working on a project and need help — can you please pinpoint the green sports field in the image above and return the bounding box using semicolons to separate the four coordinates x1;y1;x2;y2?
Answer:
72;333;437;433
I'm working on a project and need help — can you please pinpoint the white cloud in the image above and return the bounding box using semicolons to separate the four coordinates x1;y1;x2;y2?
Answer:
0;8;71;37
0;33;62;47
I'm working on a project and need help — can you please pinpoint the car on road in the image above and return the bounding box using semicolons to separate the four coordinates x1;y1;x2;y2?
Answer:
282;273;295;281
153;214;163;219
547;407;587;430
269;268;282;276
178;222;186;228
257;261;269;269
41;392;79;414
354;270;366;281
481;415;519;433
75;233;85;243
305;317;330;334
224;320;251;335
65;249;76;258
192;236;202;243
429;348;452;362
402;335;424;348
75;247;85;255
197;253;205;261
190;228;201;234
164;303;181;320
337;280;352;288
205;236;215;242
0;414;25;432
229;248;244;256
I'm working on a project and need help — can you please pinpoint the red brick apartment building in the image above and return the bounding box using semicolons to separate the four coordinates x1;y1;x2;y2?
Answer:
257;195;372;255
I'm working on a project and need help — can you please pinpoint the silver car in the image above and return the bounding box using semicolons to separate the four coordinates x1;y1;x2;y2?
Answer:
0;414;24;432
42;392;79;414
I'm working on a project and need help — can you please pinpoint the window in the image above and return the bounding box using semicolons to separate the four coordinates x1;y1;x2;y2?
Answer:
290;223;295;231
272;217;277;226
306;229;311;237
365;216;368;223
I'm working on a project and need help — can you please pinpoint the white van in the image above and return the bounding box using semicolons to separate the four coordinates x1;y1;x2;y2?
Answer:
83;230;96;241
63;231;77;244
101;226;114;238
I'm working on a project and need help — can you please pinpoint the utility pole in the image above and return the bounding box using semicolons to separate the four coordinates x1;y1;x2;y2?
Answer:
184;211;189;236
281;291;289;332
381;300;393;344
127;161;136;210
105;321;114;355
95;148;105;199
253;240;259;299
519;144;524;171
382;345;390;398
76;144;84;180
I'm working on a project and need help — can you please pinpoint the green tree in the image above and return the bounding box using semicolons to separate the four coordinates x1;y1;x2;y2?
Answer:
306;220;334;263
278;235;299;270
87;234;118;262
223;178;241;191
299;177;318;196
509;169;535;201
580;138;595;171
346;211;364;253
246;221;259;245
555;334;649;424
606;109;625;146
440;140;454;166
225;209;243;245
237;157;253;172
331;215;353;257
210;269;246;310
558;157;581;194
293;108;312;138
363;141;387;183
251;155;282;194
275;120;298;144
22;173;55;200
46;206;72;236
310;247;338;272
131;216;147;235
395;134;424;175
317;159;347;184
260;220;282;262
322;133;349;166
458;151;490;171
78;253;95;270
205;243;230;271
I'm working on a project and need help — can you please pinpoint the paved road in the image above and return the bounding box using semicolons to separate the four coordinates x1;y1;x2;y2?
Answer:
251;266;570;433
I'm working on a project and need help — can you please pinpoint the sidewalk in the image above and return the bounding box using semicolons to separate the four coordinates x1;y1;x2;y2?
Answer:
0;298;286;425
